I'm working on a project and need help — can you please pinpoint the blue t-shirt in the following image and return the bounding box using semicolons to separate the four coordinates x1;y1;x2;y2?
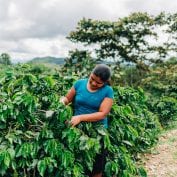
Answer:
73;79;114;128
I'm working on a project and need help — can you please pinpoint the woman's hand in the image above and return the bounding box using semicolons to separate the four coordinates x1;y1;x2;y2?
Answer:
59;96;67;105
70;116;82;127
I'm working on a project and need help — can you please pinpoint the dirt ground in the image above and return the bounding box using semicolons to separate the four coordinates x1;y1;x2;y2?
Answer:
143;129;177;177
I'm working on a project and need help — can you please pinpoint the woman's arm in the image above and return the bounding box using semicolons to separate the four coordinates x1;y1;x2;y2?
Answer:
70;97;113;127
60;87;76;105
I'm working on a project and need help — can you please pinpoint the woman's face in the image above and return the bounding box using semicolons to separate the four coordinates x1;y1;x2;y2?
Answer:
88;73;104;90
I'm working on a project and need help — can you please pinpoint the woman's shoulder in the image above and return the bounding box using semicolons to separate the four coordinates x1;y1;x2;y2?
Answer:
75;78;87;84
74;78;87;88
101;84;114;95
102;85;114;98
104;84;113;92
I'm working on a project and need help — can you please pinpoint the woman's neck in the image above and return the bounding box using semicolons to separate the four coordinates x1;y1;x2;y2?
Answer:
87;82;99;92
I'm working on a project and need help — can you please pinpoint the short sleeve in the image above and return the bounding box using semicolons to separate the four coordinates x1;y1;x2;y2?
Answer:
73;79;84;91
73;80;80;90
105;86;114;99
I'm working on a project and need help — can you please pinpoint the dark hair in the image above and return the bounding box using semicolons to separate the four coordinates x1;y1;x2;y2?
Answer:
92;64;111;82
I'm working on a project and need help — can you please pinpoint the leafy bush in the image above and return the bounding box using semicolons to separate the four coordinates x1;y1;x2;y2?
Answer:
151;96;177;126
0;64;161;176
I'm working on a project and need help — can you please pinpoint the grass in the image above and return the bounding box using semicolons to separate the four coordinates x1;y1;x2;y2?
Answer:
172;151;177;160
168;136;177;143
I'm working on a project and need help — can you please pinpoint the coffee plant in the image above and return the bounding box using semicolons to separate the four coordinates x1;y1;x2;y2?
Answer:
141;58;177;126
0;64;161;176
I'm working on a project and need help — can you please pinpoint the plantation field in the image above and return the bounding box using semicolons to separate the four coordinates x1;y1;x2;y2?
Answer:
0;11;177;177
0;56;176;177
0;63;162;177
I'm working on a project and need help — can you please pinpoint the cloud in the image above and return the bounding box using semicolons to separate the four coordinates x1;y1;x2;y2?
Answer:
1;0;113;40
125;0;177;15
0;0;176;62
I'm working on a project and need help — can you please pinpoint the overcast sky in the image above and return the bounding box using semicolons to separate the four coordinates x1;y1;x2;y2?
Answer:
0;0;177;63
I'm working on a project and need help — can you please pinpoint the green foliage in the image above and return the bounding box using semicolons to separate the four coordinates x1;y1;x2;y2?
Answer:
62;49;97;77
151;96;177;126
0;64;161;176
109;87;161;152
28;56;65;65
137;166;147;177
140;58;177;126
0;53;11;65
142;59;177;97
111;65;149;87
68;12;177;69
1;12;176;176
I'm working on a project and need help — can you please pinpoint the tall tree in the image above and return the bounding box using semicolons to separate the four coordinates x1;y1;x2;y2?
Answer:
63;49;96;76
68;12;176;70
161;13;177;55
0;53;12;65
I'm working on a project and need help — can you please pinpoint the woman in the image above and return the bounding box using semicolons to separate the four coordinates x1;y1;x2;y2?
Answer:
60;64;114;177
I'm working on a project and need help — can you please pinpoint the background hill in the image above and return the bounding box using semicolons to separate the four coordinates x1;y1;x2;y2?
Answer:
28;56;65;65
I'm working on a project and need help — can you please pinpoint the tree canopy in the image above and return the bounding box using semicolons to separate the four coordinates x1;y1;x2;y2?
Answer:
68;12;177;70
0;53;12;65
